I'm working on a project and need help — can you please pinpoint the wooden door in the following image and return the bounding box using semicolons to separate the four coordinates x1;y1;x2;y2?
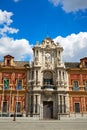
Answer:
43;101;53;119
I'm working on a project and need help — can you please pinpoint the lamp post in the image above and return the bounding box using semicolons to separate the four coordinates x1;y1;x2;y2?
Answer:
13;109;16;121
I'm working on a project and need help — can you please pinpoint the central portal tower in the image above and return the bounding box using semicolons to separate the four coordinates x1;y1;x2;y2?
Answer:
27;37;69;119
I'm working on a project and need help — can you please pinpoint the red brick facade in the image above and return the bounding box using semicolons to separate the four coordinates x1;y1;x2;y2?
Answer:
68;57;87;114
0;55;28;117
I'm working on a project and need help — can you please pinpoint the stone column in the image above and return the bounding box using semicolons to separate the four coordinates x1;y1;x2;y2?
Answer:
64;71;67;81
62;95;64;113
58;70;59;81
54;94;58;119
39;94;43;119
58;94;60;113
66;94;69;113
58;94;60;120
33;94;35;114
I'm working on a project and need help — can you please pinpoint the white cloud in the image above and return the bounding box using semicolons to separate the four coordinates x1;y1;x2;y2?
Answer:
0;25;19;36
54;32;87;62
0;37;33;61
0;10;18;36
0;10;13;25
0;9;33;61
48;0;87;12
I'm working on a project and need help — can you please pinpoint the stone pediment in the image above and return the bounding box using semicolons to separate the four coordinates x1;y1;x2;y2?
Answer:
41;37;56;48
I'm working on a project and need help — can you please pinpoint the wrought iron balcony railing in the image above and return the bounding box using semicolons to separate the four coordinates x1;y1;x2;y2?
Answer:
41;85;56;90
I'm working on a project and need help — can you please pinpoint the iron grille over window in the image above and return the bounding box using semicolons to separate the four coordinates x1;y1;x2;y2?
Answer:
16;79;22;90
73;81;79;91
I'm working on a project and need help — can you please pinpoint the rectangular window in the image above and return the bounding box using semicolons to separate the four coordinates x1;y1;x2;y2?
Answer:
2;101;7;112
36;70;38;82
18;79;22;86
74;81;78;87
16;102;21;112
31;71;34;80
85;81;87;87
36;50;38;56
73;81;79;90
44;79;53;85
59;71;61;81
86;104;87;111
3;78;9;90
35;95;38;113
30;95;33;116
16;79;22;90
7;60;10;66
85;62;87;67
64;96;66;113
63;72;64;80
74;103;80;113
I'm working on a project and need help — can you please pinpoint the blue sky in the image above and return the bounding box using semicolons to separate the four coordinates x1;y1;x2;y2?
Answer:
0;0;87;61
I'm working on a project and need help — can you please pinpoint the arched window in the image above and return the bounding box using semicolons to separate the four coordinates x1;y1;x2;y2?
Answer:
43;71;53;85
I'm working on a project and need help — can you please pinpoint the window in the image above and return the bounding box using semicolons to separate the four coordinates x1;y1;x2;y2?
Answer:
64;96;66;113
63;72;64;80
59;71;61;80
43;71;53;87
85;62;87;67
43;78;53;85
35;95;38;113
74;81;78;87
73;81;79;90
3;78;9;90
59;51;60;56
7;59;10;66
86;104;87;111
85;81;87;87
16;102;21;112
30;95;33;116
16;79;22;90
36;70;38;81
36;50;38;56
85;81;87;90
2;101;7;112
31;71;34;80
74;103;80;113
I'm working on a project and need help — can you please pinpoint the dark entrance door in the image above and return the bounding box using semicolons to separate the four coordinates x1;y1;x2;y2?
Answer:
75;103;80;113
43;101;53;119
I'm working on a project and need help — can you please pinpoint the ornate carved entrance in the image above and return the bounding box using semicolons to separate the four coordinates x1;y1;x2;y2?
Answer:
43;101;53;119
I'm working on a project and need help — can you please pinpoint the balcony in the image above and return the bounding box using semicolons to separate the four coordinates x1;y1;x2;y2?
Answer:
41;85;56;91
72;86;80;91
2;86;10;90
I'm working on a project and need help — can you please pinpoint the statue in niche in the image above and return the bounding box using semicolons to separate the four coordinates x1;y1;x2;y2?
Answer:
45;53;51;62
45;53;51;68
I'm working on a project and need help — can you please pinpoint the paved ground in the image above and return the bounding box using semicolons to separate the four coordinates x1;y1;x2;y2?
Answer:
0;118;87;130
